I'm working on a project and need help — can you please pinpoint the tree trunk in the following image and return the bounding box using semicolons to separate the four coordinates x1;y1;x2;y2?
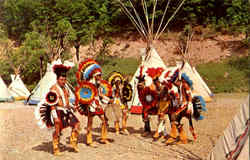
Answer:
75;43;80;62
40;56;43;80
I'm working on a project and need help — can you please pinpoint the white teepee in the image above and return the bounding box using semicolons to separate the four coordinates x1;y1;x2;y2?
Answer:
177;61;213;102
128;47;168;109
26;59;75;105
0;76;13;102
8;74;30;101
207;95;249;160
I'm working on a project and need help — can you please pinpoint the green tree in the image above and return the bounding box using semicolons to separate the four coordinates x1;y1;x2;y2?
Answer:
2;0;121;60
2;0;40;41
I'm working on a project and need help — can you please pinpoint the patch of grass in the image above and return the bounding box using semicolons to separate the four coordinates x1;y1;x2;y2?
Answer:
197;55;249;93
96;55;140;80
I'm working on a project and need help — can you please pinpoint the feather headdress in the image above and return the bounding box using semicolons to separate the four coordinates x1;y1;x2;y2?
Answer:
53;64;71;78
76;59;102;83
181;73;193;89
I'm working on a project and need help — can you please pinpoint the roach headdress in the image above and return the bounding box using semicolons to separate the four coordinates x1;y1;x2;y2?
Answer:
53;64;71;78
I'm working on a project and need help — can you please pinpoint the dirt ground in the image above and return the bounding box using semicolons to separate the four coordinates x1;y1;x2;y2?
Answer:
0;93;248;160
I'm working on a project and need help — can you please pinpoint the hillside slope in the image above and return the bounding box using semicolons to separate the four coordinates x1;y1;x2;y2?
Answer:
73;33;247;66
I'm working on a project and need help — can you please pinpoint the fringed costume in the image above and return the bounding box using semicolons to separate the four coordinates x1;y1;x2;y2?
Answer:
34;64;80;156
165;69;207;145
108;71;132;135
75;59;111;147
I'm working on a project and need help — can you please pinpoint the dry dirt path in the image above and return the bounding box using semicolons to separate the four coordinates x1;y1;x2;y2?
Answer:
0;93;248;160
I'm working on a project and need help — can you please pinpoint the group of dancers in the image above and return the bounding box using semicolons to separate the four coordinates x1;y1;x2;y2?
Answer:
35;59;206;156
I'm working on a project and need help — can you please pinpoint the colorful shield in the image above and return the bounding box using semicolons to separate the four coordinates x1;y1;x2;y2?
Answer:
139;87;158;107
108;71;124;86
45;91;59;106
99;80;112;97
75;81;97;105
122;82;133;102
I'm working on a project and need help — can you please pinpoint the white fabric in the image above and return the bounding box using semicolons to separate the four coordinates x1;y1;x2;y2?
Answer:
50;106;70;124
8;74;30;99
187;102;193;114
207;95;249;160
0;76;12;101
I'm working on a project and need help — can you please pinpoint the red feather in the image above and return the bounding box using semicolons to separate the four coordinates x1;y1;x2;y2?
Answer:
146;67;164;79
164;71;171;78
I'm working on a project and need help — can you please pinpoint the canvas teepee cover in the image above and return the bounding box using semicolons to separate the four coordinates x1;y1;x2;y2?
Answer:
207;95;249;160
0;76;13;102
27;59;75;105
177;61;213;102
129;47;168;113
8;74;30;101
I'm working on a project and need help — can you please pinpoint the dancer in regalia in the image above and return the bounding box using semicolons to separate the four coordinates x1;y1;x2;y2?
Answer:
35;64;80;156
165;68;207;145
108;72;132;135
75;59;112;147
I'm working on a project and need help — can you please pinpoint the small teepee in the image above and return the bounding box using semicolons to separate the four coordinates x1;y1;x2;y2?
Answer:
8;66;31;101
8;74;30;101
0;76;13;102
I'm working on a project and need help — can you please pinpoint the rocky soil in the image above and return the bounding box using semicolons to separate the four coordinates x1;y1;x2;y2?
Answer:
72;33;247;66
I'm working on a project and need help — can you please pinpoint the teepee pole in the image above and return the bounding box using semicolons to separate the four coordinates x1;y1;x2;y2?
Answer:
142;0;151;37
128;0;148;37
150;0;157;40
155;0;171;39
118;0;147;39
156;0;186;40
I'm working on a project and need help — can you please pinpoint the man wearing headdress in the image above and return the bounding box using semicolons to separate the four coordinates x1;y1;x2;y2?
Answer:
165;68;193;144
84;62;111;147
50;64;80;155
109;72;131;135
136;66;152;137
120;79;132;135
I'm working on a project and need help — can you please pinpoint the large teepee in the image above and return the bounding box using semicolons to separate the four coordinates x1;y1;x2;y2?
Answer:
117;0;186;112
207;95;249;160
0;76;13;102
26;59;75;105
8;74;30;101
